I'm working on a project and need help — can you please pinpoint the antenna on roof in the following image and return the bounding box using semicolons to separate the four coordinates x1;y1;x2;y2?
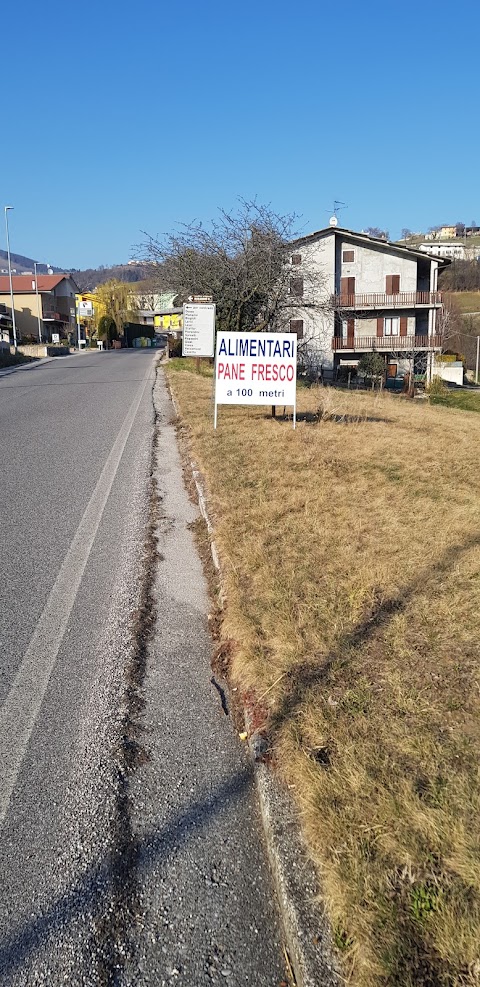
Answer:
326;200;347;227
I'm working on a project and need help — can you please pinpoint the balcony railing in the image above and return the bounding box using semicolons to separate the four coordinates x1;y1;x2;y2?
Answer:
332;291;442;309
42;311;65;321
332;334;443;352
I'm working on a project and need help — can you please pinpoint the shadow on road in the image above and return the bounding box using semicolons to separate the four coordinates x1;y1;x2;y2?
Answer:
0;767;252;979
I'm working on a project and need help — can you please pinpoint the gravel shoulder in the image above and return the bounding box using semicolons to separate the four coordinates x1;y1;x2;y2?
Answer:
121;369;288;986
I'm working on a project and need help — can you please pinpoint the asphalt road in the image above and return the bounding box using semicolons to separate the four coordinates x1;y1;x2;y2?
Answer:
0;352;286;986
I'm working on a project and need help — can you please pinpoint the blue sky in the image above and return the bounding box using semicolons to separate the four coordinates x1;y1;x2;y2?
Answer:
3;0;479;269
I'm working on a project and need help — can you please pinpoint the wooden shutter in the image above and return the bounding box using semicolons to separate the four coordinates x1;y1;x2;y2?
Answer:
386;274;400;294
347;318;355;340
291;254;302;265
290;319;304;339
400;316;408;336
377;317;384;337
289;277;303;296
340;276;355;301
342;250;355;263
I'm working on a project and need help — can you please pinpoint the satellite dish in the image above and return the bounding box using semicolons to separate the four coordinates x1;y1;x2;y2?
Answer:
329;215;338;227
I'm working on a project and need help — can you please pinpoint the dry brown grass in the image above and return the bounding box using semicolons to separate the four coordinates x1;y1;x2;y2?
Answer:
167;362;480;987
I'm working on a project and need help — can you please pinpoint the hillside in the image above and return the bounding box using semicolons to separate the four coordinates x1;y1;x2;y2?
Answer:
73;263;151;291
0;249;62;275
0;248;152;291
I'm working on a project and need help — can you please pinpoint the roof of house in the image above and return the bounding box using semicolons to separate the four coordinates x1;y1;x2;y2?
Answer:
0;274;79;293
291;227;451;265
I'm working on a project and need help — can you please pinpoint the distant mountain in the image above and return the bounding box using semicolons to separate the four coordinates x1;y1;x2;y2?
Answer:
0;249;152;290
0;249;63;275
73;262;151;291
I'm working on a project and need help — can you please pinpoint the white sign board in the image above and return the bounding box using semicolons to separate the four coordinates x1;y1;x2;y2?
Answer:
52;332;60;344
79;300;93;317
182;303;215;357
214;331;297;427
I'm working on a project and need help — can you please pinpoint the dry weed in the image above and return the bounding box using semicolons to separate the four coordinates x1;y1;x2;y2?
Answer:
167;366;480;987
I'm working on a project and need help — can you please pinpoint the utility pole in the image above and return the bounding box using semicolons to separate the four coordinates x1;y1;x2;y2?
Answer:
4;206;17;350
476;334;480;384
76;298;81;350
33;262;42;343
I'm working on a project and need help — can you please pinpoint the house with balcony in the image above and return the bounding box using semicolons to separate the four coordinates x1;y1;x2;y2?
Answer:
282;226;449;382
0;274;79;343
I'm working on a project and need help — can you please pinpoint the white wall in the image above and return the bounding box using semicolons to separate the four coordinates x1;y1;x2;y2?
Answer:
341;240;418;293
433;361;463;385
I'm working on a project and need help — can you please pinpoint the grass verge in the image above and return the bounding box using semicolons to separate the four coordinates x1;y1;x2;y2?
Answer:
0;351;35;369
166;363;480;987
449;291;480;314
430;390;480;413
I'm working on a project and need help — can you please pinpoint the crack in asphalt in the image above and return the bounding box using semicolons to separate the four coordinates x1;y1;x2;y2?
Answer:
210;676;229;716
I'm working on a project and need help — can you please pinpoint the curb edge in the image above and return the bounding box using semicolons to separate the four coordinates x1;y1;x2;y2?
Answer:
167;375;342;987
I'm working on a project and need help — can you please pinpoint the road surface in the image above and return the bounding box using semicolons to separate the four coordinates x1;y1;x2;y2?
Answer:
0;351;286;986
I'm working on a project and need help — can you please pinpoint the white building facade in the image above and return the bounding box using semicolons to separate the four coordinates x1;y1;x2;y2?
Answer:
281;227;447;382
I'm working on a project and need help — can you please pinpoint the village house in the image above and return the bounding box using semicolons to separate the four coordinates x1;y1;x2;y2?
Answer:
0;274;79;343
283;224;449;383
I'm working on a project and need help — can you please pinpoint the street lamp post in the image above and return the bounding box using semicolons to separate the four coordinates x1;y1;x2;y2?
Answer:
4;206;17;350
33;262;43;343
76;300;82;350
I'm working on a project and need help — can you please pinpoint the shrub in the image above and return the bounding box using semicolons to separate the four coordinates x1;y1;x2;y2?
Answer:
97;314;118;343
427;375;448;398
358;352;385;388
168;336;183;358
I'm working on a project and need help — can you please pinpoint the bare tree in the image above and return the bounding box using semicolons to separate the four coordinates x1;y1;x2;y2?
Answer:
139;198;329;337
363;227;389;241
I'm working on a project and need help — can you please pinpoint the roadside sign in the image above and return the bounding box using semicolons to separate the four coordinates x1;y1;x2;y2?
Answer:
182;303;215;357
214;331;297;428
79;301;93;317
52;332;60;343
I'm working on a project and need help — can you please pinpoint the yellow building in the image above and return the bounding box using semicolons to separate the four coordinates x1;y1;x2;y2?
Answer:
153;311;183;335
75;291;97;338
439;226;457;239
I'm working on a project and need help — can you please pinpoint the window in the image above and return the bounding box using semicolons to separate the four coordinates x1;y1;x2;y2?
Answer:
289;277;304;296
291;254;302;265
342;250;355;263
384;317;400;336
290;319;304;339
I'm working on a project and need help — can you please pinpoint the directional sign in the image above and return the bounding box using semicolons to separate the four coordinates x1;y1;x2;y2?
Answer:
182;303;215;357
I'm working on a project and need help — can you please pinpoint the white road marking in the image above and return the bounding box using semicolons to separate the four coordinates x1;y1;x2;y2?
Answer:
0;365;154;824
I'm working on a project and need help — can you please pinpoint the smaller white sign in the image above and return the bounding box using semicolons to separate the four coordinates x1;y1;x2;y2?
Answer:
182;303;215;357
52;332;60;344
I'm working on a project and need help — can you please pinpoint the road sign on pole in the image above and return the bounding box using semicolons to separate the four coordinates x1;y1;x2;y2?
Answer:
182;303;215;357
